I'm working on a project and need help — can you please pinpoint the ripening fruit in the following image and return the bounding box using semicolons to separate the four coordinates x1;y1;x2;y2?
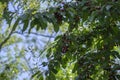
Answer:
54;12;63;24
61;45;68;53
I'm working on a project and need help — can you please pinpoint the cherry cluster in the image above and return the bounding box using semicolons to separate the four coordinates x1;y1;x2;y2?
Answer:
54;12;63;24
61;33;71;53
54;2;67;24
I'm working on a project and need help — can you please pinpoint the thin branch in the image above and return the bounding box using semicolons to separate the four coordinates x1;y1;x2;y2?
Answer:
38;32;56;57
19;67;38;73
13;31;55;38
23;55;34;74
0;27;14;51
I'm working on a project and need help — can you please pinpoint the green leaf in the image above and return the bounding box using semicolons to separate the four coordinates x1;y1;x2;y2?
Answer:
34;13;47;30
42;62;48;67
40;16;47;29
50;17;59;32
33;18;40;31
38;16;47;29
20;14;29;21
54;25;59;32
28;19;35;33
38;76;44;80
43;12;59;32
47;71;56;80
31;71;41;79
89;11;98;22
72;62;78;73
36;24;41;31
22;20;29;32
52;68;58;74
12;18;20;31
111;51;120;58
54;35;61;41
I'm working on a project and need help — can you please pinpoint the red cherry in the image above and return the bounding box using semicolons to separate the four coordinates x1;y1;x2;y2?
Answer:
62;46;68;53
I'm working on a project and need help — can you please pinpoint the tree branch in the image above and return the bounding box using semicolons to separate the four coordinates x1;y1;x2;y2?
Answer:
0;27;14;51
13;31;55;38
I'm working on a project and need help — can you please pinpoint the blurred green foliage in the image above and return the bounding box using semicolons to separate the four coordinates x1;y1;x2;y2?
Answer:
1;0;120;80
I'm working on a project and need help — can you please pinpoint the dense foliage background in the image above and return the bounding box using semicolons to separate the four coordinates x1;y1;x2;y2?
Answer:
0;0;120;80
